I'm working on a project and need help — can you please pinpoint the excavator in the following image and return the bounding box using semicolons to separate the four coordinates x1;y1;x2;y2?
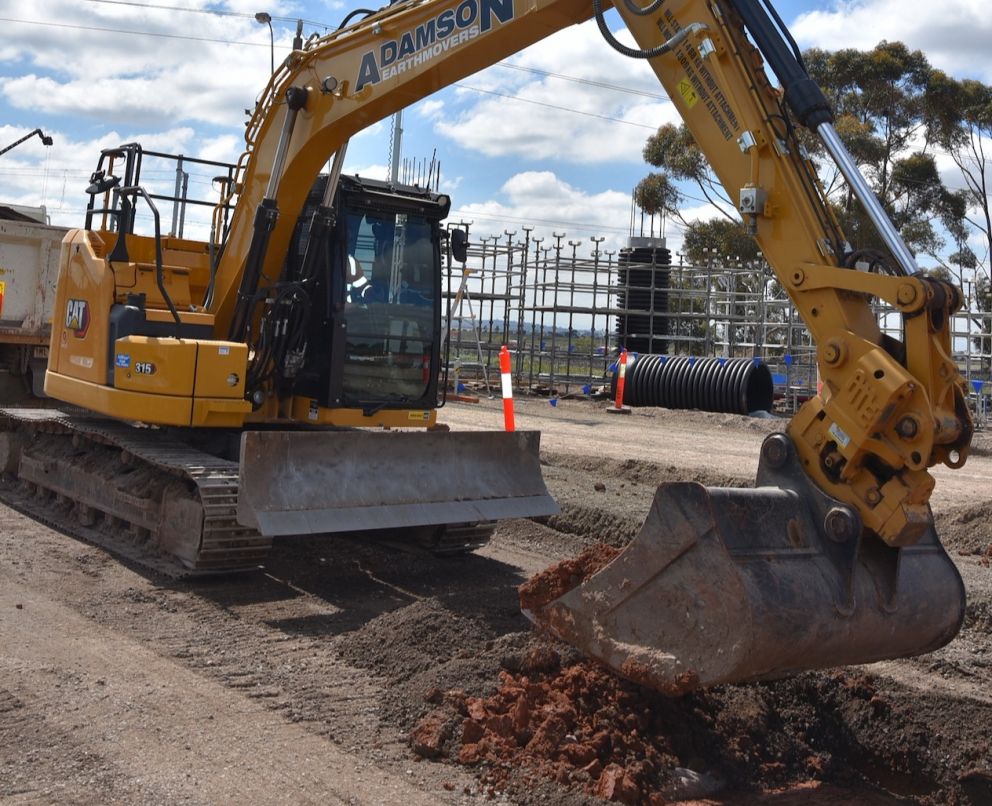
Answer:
0;0;973;691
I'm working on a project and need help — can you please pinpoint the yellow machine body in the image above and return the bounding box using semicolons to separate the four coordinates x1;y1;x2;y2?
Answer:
45;230;249;427
31;0;976;690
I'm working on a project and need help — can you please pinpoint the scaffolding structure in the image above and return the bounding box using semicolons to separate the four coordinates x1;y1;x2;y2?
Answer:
442;229;992;426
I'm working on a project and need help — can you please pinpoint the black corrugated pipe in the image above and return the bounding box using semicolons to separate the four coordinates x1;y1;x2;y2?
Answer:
616;244;670;355
613;354;774;414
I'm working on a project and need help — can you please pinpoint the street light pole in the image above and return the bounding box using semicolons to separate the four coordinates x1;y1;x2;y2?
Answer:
0;128;53;158
255;12;274;76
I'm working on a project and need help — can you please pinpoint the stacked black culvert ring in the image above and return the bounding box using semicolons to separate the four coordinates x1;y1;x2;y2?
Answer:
617;354;773;414
616;245;670;355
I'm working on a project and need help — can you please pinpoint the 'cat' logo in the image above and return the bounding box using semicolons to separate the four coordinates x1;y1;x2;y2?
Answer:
65;299;90;338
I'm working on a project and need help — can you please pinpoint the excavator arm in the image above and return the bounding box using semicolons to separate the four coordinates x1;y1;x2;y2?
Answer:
610;0;973;546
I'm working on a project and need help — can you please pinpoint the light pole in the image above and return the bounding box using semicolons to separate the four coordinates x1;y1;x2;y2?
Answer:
255;12;274;76
0;128;53;157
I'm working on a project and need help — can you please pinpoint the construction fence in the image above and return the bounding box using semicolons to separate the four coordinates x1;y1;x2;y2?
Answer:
442;227;992;427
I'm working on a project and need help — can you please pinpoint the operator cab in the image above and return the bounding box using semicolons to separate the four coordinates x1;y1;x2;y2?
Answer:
290;174;451;413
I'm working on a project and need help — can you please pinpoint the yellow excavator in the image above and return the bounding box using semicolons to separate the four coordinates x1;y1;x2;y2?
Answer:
1;0;973;691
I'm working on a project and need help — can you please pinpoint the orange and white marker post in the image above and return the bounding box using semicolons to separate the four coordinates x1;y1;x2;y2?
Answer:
607;347;631;415
500;345;516;432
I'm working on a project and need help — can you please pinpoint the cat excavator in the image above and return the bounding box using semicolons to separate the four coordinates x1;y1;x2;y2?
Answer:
2;0;973;690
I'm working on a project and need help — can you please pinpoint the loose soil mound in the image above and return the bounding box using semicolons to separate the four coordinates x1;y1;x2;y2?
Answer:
410;647;992;805
539;453;753;549
546;505;642;548
518;544;621;612
936;501;992;556
542;453;753;490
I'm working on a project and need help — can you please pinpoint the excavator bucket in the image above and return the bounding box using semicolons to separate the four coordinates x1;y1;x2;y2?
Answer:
237;429;558;537
523;433;965;694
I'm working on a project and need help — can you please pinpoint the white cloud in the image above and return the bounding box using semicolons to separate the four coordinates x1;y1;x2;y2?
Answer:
0;124;224;228
439;175;463;193
0;1;274;127
791;0;992;82
432;21;678;164
343;162;389;181
451;170;635;251
446;173;734;257
678;201;733;226
194;134;245;166
417;100;445;119
356;119;388;138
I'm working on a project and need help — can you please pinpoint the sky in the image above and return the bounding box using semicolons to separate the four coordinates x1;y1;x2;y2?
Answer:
1;0;991;258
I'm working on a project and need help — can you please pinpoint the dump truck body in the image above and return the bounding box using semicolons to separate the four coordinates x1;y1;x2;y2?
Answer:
0;210;68;398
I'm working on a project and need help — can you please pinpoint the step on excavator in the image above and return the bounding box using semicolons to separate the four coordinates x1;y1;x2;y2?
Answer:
2;0;973;690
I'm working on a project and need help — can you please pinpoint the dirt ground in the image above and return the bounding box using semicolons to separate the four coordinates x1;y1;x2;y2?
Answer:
1;396;990;805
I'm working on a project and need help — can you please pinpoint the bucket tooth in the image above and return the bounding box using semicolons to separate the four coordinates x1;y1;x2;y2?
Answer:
524;432;965;693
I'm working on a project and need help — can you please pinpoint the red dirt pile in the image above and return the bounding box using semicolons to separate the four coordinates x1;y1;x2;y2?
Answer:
409;649;992;804
412;646;678;804
518;543;621;612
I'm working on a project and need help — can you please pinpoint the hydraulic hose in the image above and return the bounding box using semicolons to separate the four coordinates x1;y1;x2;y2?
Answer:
593;0;707;60
337;8;377;29
621;0;664;15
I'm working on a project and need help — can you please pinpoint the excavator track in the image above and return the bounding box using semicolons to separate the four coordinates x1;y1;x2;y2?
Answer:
432;522;496;555
408;521;497;556
0;408;271;577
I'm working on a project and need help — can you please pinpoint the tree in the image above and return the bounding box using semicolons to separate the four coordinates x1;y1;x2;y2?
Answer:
681;218;760;265
927;73;992;280
640;123;735;227
633;173;680;238
803;42;963;262
974;275;991;368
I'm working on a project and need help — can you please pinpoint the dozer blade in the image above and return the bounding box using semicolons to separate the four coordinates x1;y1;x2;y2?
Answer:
237;429;558;536
523;433;965;694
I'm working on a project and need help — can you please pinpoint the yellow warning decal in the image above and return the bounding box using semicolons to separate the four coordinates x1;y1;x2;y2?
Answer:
678;77;699;109
408;410;430;421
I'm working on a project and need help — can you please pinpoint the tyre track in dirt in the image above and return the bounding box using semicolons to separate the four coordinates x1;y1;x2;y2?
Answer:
0;499;488;803
0;561;453;805
2;401;990;804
